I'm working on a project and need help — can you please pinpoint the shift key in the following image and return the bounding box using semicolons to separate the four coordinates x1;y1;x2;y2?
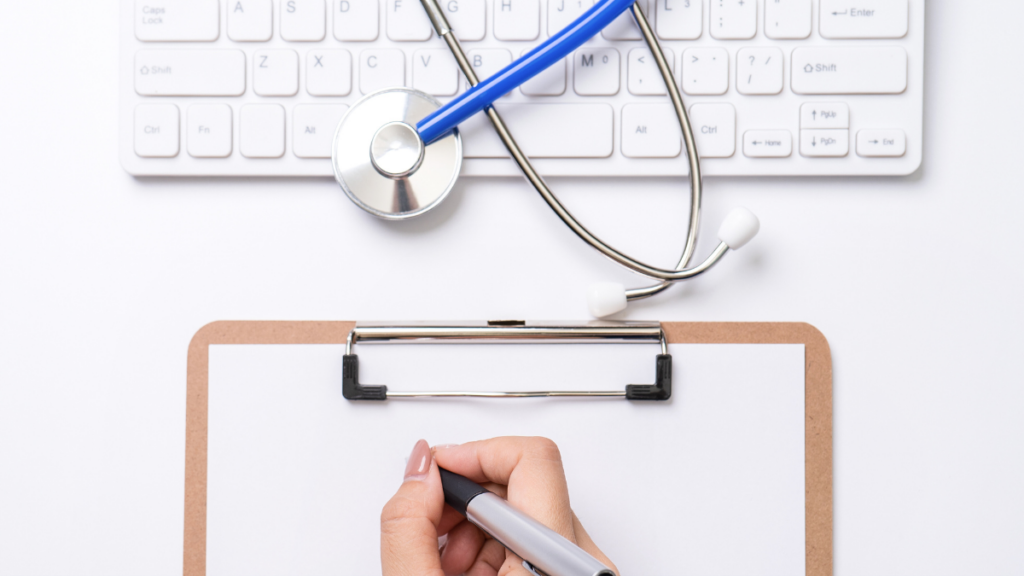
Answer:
792;47;907;95
135;50;246;96
135;0;220;41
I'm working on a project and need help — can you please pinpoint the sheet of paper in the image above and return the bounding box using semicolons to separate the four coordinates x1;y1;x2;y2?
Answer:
207;342;806;575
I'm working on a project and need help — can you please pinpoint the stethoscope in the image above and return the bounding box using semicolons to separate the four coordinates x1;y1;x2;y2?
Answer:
331;0;760;317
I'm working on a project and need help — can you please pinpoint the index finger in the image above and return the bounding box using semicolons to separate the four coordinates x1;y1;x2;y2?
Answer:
380;440;446;576
433;437;575;542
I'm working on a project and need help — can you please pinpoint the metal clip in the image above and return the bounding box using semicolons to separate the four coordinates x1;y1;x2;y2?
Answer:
342;321;671;401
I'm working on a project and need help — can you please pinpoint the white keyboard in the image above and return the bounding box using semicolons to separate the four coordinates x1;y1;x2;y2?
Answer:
120;0;924;177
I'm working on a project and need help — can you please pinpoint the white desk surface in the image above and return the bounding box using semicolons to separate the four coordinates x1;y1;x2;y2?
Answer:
1;2;1022;575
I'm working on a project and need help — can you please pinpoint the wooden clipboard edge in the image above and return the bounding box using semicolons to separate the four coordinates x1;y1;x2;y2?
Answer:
661;322;833;576
184;321;832;576
183;321;357;576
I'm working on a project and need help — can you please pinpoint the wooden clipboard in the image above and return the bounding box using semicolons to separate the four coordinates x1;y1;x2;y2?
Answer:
184;321;832;576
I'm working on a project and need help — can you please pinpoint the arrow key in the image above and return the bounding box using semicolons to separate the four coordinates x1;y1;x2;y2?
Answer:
800;129;849;157
800;102;849;129
856;129;906;157
743;130;793;158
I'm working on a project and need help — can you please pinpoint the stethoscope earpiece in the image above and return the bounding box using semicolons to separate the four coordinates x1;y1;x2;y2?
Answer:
588;208;760;318
718;207;761;250
333;0;766;313
587;282;628;319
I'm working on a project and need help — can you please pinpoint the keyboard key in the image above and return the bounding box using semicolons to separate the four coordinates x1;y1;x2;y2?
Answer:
574;48;620;95
134;104;180;157
621;103;681;158
800;102;849;128
656;0;702;40
494;0;540;41
736;47;783;95
413;49;460;96
520;50;566;95
820;0;908;39
764;0;811;39
307;50;352;96
227;0;273;41
800;129;848;157
135;50;246;96
293;104;349;158
688;103;735;158
282;0;327;41
792;47;907;94
602;0;649;41
360;49;405;93
856;129;906;157
254;50;300;96
135;0;219;42
443;0;486;41
387;0;434;41
241;104;286;158
335;0;380;40
467;49;513;90
743;129;792;157
681;47;728;95
710;0;757;40
187;104;233;158
628;47;675;96
462;103;612;157
548;0;593;37
121;0;925;178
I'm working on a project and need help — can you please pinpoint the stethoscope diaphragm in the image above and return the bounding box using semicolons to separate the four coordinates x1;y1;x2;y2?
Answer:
330;0;761;317
332;88;461;220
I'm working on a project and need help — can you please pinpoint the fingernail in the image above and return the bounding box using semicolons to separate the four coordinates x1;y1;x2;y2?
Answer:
404;439;431;482
432;443;460;453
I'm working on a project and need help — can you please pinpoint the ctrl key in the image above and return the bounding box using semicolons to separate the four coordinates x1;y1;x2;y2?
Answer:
134;104;180;158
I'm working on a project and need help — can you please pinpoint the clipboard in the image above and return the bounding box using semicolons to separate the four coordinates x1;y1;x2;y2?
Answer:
185;320;832;576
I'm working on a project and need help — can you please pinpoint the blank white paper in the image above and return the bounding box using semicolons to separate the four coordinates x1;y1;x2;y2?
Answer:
207;342;806;575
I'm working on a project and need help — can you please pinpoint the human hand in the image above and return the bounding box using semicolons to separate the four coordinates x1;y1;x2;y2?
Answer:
380;436;617;576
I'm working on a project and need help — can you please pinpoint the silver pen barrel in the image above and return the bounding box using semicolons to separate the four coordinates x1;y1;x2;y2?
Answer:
466;492;614;576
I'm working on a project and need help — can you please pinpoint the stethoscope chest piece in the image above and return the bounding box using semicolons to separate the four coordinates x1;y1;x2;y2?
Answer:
332;88;462;220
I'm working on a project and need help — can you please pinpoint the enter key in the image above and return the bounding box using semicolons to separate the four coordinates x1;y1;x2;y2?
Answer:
820;0;909;39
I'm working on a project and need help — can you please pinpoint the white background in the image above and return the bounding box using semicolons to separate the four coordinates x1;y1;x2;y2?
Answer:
0;1;1022;575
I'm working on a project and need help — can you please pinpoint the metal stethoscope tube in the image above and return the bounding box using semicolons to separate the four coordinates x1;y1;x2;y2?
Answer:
421;0;718;287
333;0;760;315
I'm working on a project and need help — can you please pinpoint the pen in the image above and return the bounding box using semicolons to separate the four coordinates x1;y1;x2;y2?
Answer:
439;467;615;576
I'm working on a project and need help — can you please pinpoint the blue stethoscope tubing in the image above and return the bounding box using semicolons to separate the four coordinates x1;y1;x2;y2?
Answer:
417;0;636;145
341;0;760;316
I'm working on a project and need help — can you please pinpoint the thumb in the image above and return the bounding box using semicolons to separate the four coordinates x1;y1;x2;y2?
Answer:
381;439;446;576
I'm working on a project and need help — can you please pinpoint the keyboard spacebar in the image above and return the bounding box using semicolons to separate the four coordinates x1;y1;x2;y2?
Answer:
135;50;246;96
461;104;614;158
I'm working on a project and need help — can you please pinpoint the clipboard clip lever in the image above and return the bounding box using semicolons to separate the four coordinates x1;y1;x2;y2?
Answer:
342;321;672;401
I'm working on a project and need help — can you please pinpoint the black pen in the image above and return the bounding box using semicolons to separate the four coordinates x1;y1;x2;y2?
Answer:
439;467;615;576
